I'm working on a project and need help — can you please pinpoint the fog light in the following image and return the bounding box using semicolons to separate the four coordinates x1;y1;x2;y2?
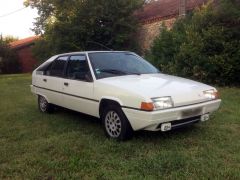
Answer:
201;114;210;122
161;123;172;131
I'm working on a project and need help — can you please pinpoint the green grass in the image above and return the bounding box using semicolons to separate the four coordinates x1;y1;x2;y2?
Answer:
0;74;239;179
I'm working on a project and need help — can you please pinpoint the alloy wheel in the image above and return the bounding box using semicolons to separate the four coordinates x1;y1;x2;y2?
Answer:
39;96;48;112
105;111;122;138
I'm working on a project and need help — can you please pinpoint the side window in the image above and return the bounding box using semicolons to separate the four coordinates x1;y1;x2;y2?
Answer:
47;56;68;77
36;61;52;75
66;55;92;81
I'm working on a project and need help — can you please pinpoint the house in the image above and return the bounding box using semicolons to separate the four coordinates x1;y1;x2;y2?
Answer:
136;0;208;52
10;36;39;73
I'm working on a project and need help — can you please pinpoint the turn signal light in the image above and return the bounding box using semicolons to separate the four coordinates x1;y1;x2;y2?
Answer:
214;91;220;99
141;102;154;111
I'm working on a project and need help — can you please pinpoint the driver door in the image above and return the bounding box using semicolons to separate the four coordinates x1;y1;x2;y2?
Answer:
61;54;98;117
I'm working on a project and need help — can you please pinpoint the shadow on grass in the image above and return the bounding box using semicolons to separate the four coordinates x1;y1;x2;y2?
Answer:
48;106;201;142
135;126;199;140
54;106;100;124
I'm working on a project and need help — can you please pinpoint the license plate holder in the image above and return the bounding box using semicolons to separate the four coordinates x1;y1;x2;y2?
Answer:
182;108;202;118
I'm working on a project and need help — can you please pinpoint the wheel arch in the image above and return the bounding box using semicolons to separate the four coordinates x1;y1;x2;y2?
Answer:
99;97;123;118
37;93;51;103
99;97;134;140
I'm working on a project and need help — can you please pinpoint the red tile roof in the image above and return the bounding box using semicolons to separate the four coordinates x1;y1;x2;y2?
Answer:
136;0;208;23
10;36;40;49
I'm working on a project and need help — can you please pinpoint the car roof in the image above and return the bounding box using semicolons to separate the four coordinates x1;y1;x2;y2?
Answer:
57;51;132;57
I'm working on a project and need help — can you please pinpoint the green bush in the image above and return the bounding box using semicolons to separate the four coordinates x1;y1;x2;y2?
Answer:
0;42;20;74
31;38;53;64
147;0;240;86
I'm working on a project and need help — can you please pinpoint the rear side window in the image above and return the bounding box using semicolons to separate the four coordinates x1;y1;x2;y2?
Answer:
66;55;92;81
47;56;68;77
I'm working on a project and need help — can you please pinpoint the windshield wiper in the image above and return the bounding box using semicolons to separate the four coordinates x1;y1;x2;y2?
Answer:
99;69;141;76
99;69;128;75
128;72;141;75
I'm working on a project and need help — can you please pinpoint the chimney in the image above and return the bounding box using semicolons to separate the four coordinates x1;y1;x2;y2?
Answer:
179;0;186;17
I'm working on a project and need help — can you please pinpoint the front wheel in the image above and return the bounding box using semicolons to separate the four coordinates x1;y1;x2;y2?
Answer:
102;104;133;141
38;95;54;113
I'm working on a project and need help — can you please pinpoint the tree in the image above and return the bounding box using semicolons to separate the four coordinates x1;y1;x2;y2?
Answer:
3;35;19;44
147;0;240;86
24;0;144;61
0;39;20;74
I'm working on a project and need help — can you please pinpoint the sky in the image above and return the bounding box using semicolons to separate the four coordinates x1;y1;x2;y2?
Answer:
0;0;38;39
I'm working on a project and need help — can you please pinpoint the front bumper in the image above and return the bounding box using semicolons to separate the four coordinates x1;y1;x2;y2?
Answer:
30;85;36;94
122;99;221;131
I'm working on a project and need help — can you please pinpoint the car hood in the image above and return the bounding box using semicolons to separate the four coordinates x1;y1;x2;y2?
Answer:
97;74;214;106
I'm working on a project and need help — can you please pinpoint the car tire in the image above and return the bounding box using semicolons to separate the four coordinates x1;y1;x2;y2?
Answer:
38;95;54;113
102;104;133;141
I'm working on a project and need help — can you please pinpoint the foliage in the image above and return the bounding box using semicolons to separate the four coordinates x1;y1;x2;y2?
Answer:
2;35;19;44
25;0;144;62
147;0;240;86
31;38;53;64
0;40;20;74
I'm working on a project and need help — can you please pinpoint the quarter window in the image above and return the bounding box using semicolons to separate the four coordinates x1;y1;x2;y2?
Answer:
36;61;52;75
66;55;92;81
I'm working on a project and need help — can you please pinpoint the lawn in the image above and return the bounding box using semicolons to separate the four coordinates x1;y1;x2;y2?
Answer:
0;74;239;179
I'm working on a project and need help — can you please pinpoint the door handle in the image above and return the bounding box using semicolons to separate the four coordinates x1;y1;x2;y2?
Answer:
43;79;47;82
64;82;69;86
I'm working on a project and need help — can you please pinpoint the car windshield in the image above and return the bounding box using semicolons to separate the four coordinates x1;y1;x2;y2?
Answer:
88;52;159;79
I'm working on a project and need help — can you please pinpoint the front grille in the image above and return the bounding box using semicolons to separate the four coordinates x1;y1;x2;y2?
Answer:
157;116;201;129
171;116;201;126
181;108;202;118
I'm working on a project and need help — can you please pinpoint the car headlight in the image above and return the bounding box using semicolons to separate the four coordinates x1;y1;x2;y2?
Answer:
203;89;219;100
152;97;174;110
140;97;174;111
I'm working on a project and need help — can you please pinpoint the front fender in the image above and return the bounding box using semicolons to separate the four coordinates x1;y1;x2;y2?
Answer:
99;96;124;106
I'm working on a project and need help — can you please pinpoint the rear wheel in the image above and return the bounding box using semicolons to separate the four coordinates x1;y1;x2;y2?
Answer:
102;104;133;141
38;95;54;113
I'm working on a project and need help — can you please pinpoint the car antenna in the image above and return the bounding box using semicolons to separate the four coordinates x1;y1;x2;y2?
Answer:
87;41;113;51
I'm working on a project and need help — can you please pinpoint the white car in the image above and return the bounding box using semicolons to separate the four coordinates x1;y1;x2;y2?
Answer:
31;51;221;140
